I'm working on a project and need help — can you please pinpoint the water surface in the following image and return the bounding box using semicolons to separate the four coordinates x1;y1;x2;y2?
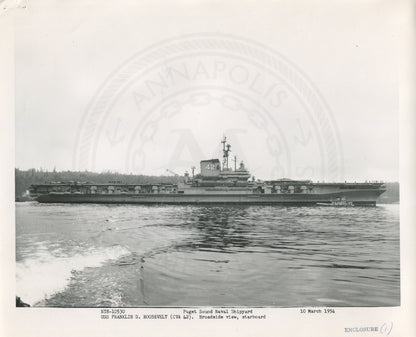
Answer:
16;202;400;307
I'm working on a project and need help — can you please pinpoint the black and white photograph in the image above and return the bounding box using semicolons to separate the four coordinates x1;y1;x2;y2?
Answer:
1;0;415;336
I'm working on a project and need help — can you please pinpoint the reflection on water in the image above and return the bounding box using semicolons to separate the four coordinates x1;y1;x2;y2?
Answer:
179;207;254;252
16;203;400;307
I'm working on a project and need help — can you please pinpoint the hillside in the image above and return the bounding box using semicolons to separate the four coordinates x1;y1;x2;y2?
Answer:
377;182;400;204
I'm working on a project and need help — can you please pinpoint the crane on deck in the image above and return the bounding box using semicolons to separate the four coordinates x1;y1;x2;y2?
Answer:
166;169;179;176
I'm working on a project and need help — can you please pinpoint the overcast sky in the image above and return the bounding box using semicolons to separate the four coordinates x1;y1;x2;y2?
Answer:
14;0;402;182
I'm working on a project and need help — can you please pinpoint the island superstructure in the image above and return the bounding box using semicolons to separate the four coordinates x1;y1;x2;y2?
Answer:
30;136;386;206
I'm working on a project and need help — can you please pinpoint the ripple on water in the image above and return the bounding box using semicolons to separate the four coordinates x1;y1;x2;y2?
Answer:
15;203;400;307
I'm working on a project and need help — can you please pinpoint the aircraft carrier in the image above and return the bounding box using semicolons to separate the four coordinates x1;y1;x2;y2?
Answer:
30;137;386;206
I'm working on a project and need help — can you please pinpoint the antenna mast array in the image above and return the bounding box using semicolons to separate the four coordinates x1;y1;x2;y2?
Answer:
221;136;232;170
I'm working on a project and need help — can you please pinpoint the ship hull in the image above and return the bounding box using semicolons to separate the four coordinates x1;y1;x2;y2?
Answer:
37;189;384;206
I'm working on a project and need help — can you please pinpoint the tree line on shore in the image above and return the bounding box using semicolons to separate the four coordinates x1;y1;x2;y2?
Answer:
377;182;399;204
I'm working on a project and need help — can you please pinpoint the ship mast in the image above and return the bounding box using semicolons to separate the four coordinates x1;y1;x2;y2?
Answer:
221;136;232;170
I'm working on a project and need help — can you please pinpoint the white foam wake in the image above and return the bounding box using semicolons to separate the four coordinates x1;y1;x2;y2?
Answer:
16;243;130;306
